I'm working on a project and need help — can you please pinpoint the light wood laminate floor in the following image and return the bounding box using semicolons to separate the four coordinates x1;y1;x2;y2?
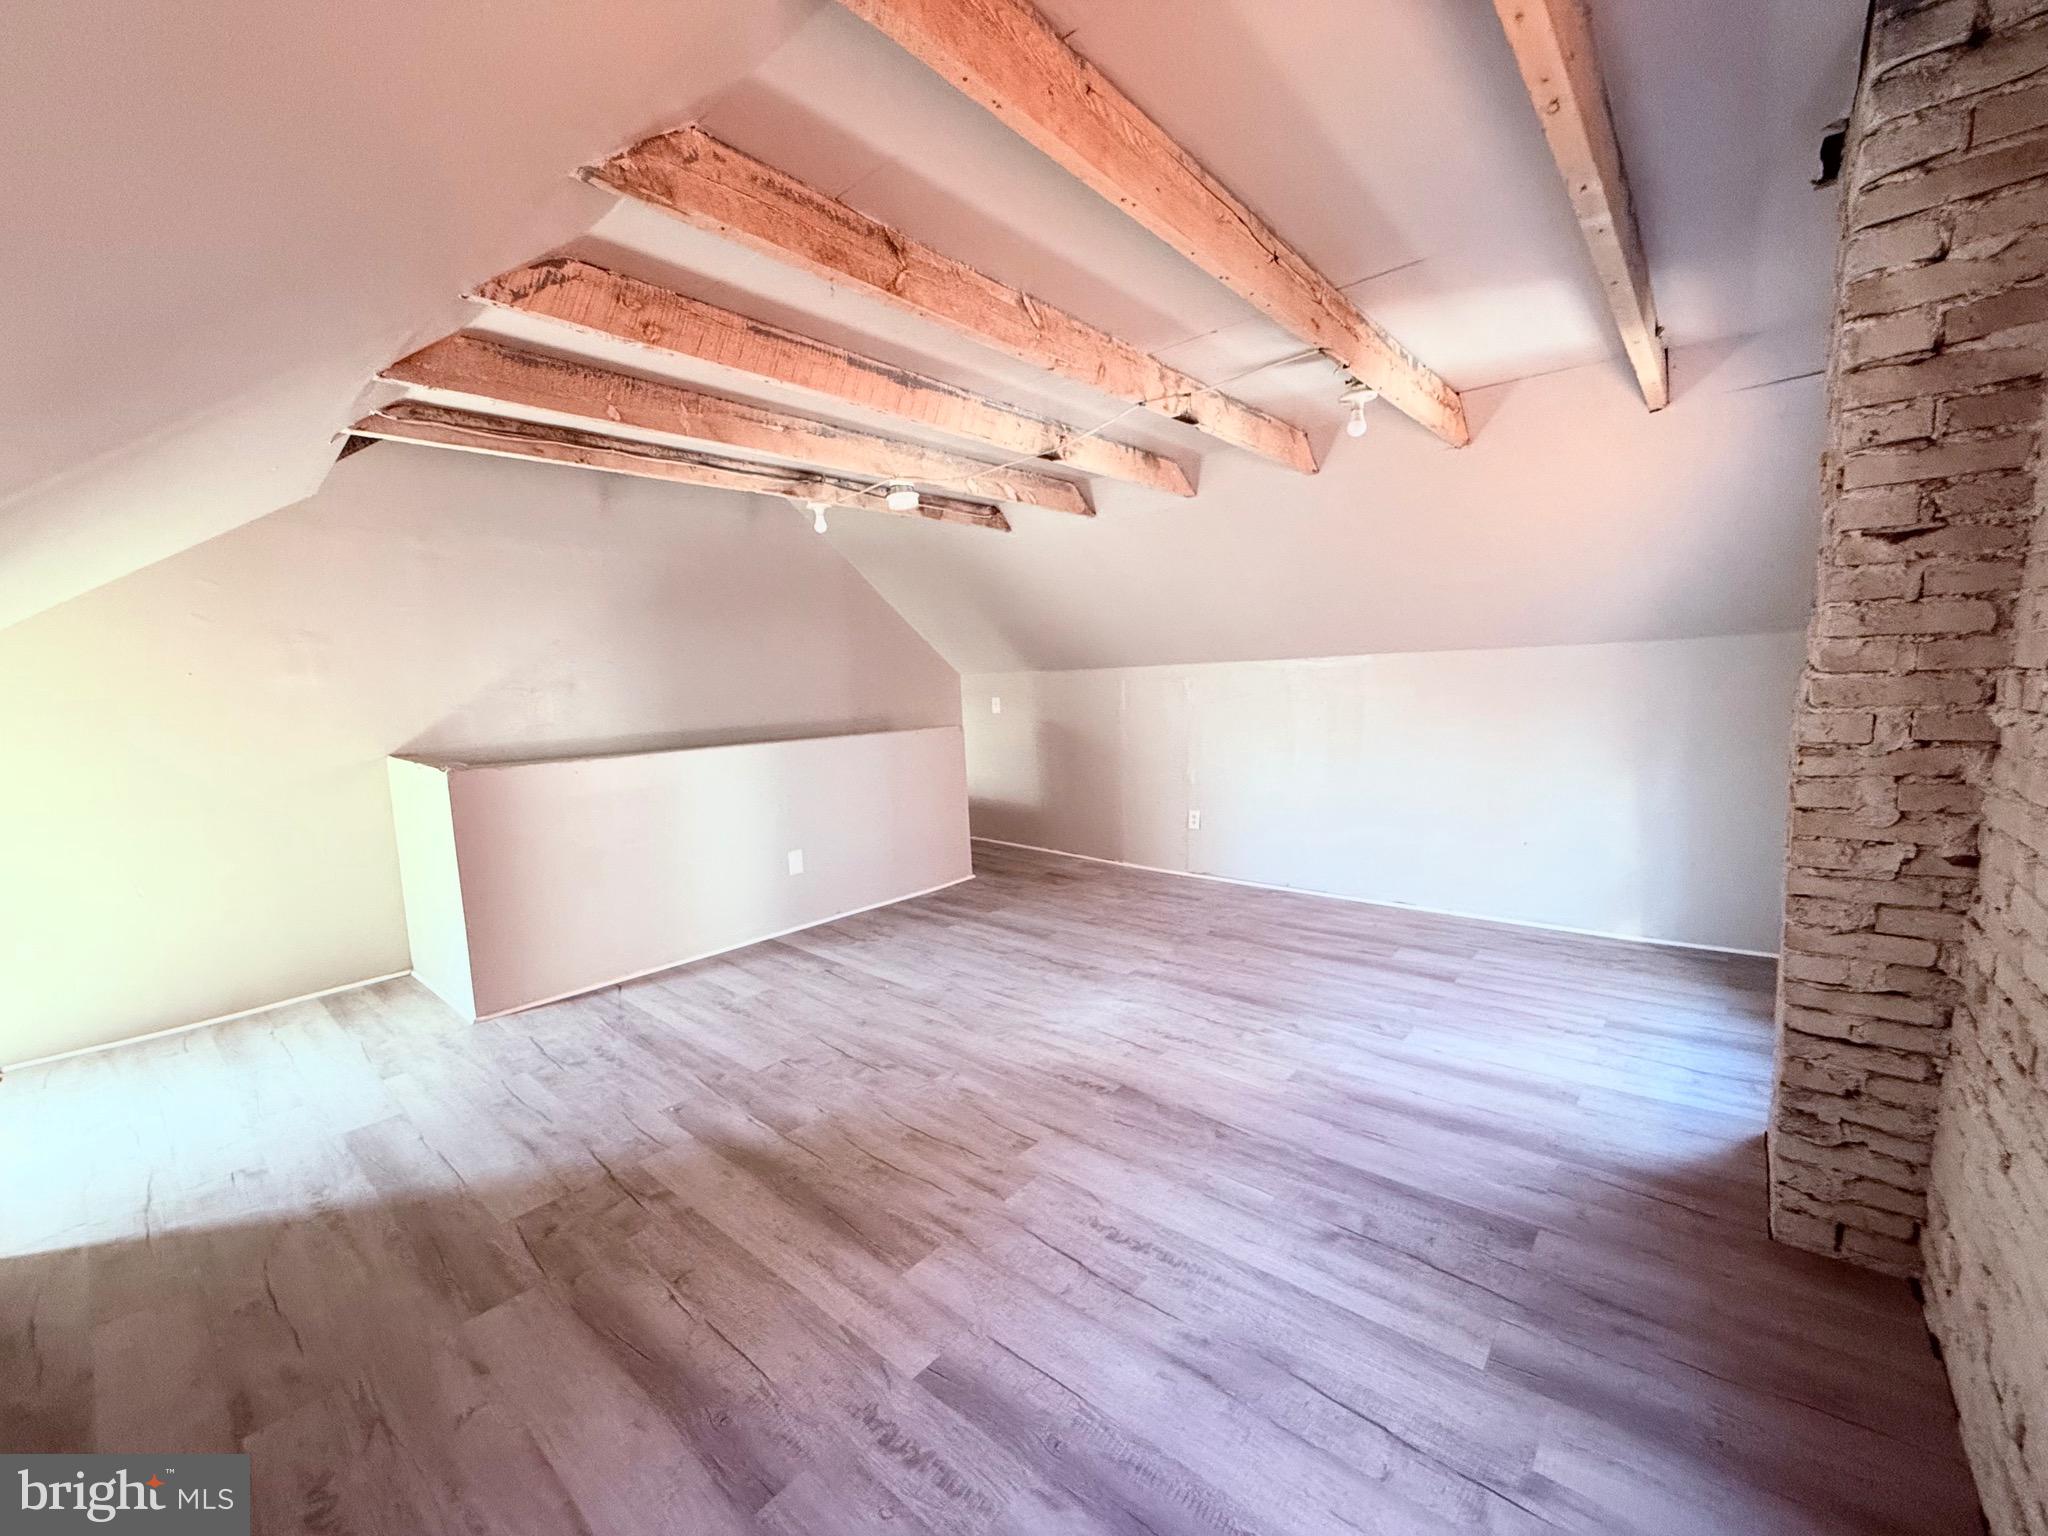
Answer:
2;843;1979;1534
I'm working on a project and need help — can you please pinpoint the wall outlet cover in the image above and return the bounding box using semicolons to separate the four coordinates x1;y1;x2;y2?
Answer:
991;696;1002;714
787;849;805;876
1187;810;1202;831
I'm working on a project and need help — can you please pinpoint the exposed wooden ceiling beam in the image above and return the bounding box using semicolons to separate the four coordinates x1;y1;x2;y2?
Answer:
826;0;1470;447
381;334;1090;516
477;258;1194;498
352;402;1013;531
1492;0;1668;410
585;129;1318;473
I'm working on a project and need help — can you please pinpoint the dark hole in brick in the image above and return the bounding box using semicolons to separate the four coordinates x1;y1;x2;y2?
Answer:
1814;121;1848;188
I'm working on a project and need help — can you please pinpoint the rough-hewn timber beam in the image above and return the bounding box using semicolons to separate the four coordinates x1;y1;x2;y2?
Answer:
351;402;1013;531
381;334;1090;515
827;0;1470;446
1492;0;1668;409
585;129;1319;473
477;258;1195;498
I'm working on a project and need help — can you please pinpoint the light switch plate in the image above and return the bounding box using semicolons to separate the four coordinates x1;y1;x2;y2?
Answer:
787;849;805;876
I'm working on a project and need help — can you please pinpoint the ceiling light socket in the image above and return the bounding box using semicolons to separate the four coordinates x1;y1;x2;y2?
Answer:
884;481;921;513
1341;383;1379;439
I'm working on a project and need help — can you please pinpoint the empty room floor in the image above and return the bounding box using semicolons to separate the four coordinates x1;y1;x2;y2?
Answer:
1;843;1977;1534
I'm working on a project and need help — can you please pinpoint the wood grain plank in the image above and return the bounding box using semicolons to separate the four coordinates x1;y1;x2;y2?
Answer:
350;402;1013;532
1;844;1979;1534
1491;0;1669;409
586;128;1320;471
464;1287;754;1536
382;335;1089;514
831;0;1471;444
478;258;1194;497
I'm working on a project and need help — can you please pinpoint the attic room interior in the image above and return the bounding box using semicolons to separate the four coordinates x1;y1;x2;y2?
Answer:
3;0;2046;1529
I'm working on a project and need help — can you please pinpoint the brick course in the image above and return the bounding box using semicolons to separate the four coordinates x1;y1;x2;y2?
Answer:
1773;3;2048;1530
1922;453;2048;1536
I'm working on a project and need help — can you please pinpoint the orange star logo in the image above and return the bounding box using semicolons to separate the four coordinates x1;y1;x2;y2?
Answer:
146;1476;164;1489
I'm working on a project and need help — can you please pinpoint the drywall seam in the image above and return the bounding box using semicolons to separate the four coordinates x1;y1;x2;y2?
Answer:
471;874;976;1020
1;970;413;1073
974;838;1778;959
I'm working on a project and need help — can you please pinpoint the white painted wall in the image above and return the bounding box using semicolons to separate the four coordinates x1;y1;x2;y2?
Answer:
399;727;970;1020
965;632;1805;953
387;757;476;1023
836;343;1827;675
0;445;960;1066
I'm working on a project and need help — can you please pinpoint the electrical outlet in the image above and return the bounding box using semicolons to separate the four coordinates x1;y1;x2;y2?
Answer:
990;696;1002;714
1187;810;1202;831
787;849;805;876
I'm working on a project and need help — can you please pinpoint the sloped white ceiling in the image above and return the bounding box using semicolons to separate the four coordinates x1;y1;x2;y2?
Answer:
2;0;1866;669
0;0;813;630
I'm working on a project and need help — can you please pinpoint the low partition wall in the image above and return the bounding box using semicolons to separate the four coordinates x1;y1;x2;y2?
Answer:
388;726;971;1021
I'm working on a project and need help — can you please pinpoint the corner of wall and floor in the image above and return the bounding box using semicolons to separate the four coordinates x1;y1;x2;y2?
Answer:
1768;2;2048;1529
959;631;1809;957
0;446;963;1069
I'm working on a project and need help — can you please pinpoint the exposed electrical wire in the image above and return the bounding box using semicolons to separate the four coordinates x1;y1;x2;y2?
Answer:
807;345;1330;514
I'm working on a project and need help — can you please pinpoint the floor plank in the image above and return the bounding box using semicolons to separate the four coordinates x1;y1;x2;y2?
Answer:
0;843;1979;1534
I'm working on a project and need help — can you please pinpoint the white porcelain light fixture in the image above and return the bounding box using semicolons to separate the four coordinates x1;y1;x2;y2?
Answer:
1342;383;1380;439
